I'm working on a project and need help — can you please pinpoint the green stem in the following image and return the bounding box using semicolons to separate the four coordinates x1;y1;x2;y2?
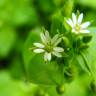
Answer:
80;51;95;79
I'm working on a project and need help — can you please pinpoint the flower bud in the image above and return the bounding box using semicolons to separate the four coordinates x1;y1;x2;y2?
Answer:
56;84;65;95
64;66;76;83
89;80;96;94
82;35;92;43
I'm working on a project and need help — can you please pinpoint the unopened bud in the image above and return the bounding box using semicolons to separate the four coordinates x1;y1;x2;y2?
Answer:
56;84;65;95
82;35;92;43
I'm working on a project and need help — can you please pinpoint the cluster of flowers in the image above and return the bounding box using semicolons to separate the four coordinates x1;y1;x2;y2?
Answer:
30;13;91;62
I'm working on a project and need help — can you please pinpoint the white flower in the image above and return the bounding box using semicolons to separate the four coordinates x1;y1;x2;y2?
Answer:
66;13;91;34
32;30;64;62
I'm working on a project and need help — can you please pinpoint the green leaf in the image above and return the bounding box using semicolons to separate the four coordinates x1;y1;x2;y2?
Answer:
23;27;41;66
25;54;63;85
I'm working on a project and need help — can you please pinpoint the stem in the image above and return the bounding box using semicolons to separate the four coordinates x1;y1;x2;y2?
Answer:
80;51;94;79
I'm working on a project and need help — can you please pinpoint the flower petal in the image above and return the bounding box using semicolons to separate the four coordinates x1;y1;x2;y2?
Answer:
78;13;83;24
66;18;74;28
54;38;62;46
40;33;47;44
52;51;62;57
80;29;90;33
44;52;51;61
45;30;51;41
53;47;64;52
51;34;59;44
33;49;45;53
81;22;91;29
33;43;45;48
72;13;77;26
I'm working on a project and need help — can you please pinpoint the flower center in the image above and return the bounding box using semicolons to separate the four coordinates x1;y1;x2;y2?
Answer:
45;42;53;52
75;24;81;32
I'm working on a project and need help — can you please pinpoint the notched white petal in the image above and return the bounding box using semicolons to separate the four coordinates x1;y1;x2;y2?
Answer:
81;22;91;28
44;52;51;61
33;43;45;48
72;13;77;26
52;51;62;57
40;33;47;44
80;29;90;33
33;49;45;53
45;30;51;41
53;47;64;52
51;34;59;44
78;13;83;24
66;18;74;28
54;38;62;46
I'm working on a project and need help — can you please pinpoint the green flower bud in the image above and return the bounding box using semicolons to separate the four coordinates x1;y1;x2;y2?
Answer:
90;81;96;93
35;89;45;96
82;35;92;43
56;84;65;95
64;67;74;82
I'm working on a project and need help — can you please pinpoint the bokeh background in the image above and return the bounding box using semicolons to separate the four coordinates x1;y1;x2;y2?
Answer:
0;0;96;96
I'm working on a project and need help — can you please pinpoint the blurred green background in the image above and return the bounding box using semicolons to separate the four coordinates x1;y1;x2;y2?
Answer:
0;0;96;96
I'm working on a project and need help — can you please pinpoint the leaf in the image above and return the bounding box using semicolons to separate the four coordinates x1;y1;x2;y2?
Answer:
25;54;63;85
23;27;41;66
